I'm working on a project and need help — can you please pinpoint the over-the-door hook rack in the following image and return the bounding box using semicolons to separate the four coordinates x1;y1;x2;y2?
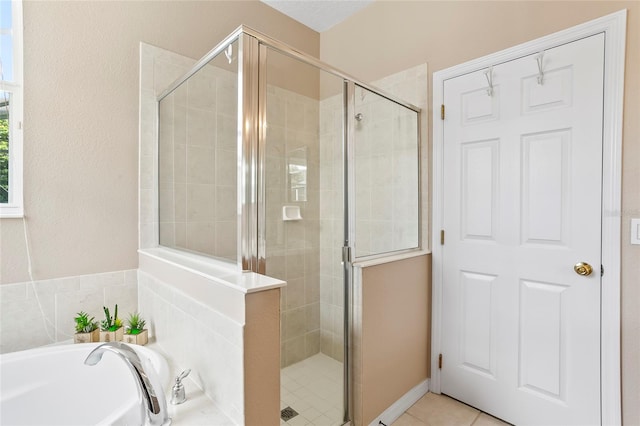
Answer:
535;51;545;85
484;66;494;97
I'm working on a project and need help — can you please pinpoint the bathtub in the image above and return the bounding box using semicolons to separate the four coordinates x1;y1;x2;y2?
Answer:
0;343;170;426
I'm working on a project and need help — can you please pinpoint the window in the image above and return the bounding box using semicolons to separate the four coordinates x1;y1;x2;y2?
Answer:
1;0;23;217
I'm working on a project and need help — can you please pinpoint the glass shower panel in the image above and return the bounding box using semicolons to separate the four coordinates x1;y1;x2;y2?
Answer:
158;39;239;262
262;46;345;425
353;84;420;258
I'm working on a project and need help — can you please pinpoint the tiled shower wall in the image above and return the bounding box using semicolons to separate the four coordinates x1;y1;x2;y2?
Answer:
139;43;196;250
319;94;345;363
264;85;321;368
0;270;137;354
353;87;420;257
372;64;429;247
157;55;238;262
143;42;324;369
140;44;247;424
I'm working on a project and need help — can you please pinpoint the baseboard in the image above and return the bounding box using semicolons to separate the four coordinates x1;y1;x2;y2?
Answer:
368;379;430;426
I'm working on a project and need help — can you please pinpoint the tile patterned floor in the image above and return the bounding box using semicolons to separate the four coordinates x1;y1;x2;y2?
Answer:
392;393;511;426
280;358;509;426
280;353;344;426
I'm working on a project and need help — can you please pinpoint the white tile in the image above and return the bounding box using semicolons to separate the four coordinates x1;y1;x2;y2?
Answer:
287;415;310;426
300;407;322;421
281;353;343;425
310;414;335;426
291;396;312;413
324;408;342;421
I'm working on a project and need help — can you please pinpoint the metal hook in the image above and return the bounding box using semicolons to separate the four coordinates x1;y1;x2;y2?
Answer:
536;52;545;85
224;45;233;64
484;66;494;97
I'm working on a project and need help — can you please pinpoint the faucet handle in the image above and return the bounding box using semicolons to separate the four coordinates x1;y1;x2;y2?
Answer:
170;369;191;405
176;369;191;382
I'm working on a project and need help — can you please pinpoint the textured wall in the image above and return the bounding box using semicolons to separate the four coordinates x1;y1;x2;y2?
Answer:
0;1;319;285
321;2;639;424
354;254;431;425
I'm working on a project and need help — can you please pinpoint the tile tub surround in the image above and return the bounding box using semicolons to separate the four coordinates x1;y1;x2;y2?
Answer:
150;342;236;426
138;248;284;425
0;269;138;354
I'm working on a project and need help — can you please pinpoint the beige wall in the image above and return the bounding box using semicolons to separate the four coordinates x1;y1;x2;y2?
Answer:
356;254;431;425
245;288;281;426
321;2;639;424
0;0;319;285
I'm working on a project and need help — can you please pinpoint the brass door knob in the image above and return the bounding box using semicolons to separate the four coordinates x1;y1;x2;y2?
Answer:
574;262;593;276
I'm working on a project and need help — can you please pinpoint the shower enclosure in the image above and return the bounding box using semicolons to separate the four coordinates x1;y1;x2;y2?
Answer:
156;26;421;425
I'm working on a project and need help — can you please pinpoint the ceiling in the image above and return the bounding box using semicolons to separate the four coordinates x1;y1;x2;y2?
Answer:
260;0;374;32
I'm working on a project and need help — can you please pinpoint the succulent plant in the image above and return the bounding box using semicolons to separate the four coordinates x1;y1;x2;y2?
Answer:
125;312;146;335
100;304;122;331
74;311;98;333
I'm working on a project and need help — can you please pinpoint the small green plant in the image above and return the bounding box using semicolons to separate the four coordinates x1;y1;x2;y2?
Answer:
101;304;123;331
74;311;98;333
125;312;147;335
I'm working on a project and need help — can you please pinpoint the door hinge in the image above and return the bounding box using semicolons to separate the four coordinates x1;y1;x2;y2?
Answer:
438;353;443;369
440;229;445;245
441;104;445;120
342;246;351;264
601;265;604;277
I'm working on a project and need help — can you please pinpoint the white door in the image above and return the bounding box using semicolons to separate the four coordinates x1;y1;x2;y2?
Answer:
441;33;604;425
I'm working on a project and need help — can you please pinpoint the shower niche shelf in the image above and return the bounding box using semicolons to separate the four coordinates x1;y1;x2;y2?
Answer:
282;205;302;221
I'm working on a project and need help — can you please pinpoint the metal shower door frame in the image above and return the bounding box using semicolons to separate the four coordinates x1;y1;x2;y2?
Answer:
242;25;422;425
252;34;356;425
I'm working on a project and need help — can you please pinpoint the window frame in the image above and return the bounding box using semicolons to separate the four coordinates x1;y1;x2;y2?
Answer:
0;0;23;218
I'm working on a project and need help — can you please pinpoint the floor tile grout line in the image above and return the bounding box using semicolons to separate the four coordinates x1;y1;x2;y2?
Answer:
469;410;482;425
404;411;429;425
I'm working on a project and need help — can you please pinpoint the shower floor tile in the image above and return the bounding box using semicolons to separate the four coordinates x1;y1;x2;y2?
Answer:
281;353;343;426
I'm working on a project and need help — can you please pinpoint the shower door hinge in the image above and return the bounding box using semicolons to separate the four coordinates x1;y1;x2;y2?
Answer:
438;353;443;369
441;104;445;120
440;230;445;245
342;246;352;264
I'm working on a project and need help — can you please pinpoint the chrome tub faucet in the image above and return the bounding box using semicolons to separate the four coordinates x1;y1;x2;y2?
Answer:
85;342;171;426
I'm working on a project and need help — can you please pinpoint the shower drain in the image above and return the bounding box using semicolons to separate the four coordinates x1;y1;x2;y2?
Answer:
280;406;299;422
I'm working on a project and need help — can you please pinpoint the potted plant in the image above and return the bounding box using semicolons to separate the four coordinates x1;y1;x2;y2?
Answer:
74;311;99;343
122;312;149;346
100;304;124;342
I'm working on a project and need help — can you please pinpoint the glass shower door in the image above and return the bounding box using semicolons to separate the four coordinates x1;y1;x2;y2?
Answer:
351;84;420;259
260;46;347;426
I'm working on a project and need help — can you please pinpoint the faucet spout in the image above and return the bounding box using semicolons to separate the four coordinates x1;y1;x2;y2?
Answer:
85;342;170;426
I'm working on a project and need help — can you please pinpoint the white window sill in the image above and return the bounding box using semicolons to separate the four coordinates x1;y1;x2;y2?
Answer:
0;205;24;218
